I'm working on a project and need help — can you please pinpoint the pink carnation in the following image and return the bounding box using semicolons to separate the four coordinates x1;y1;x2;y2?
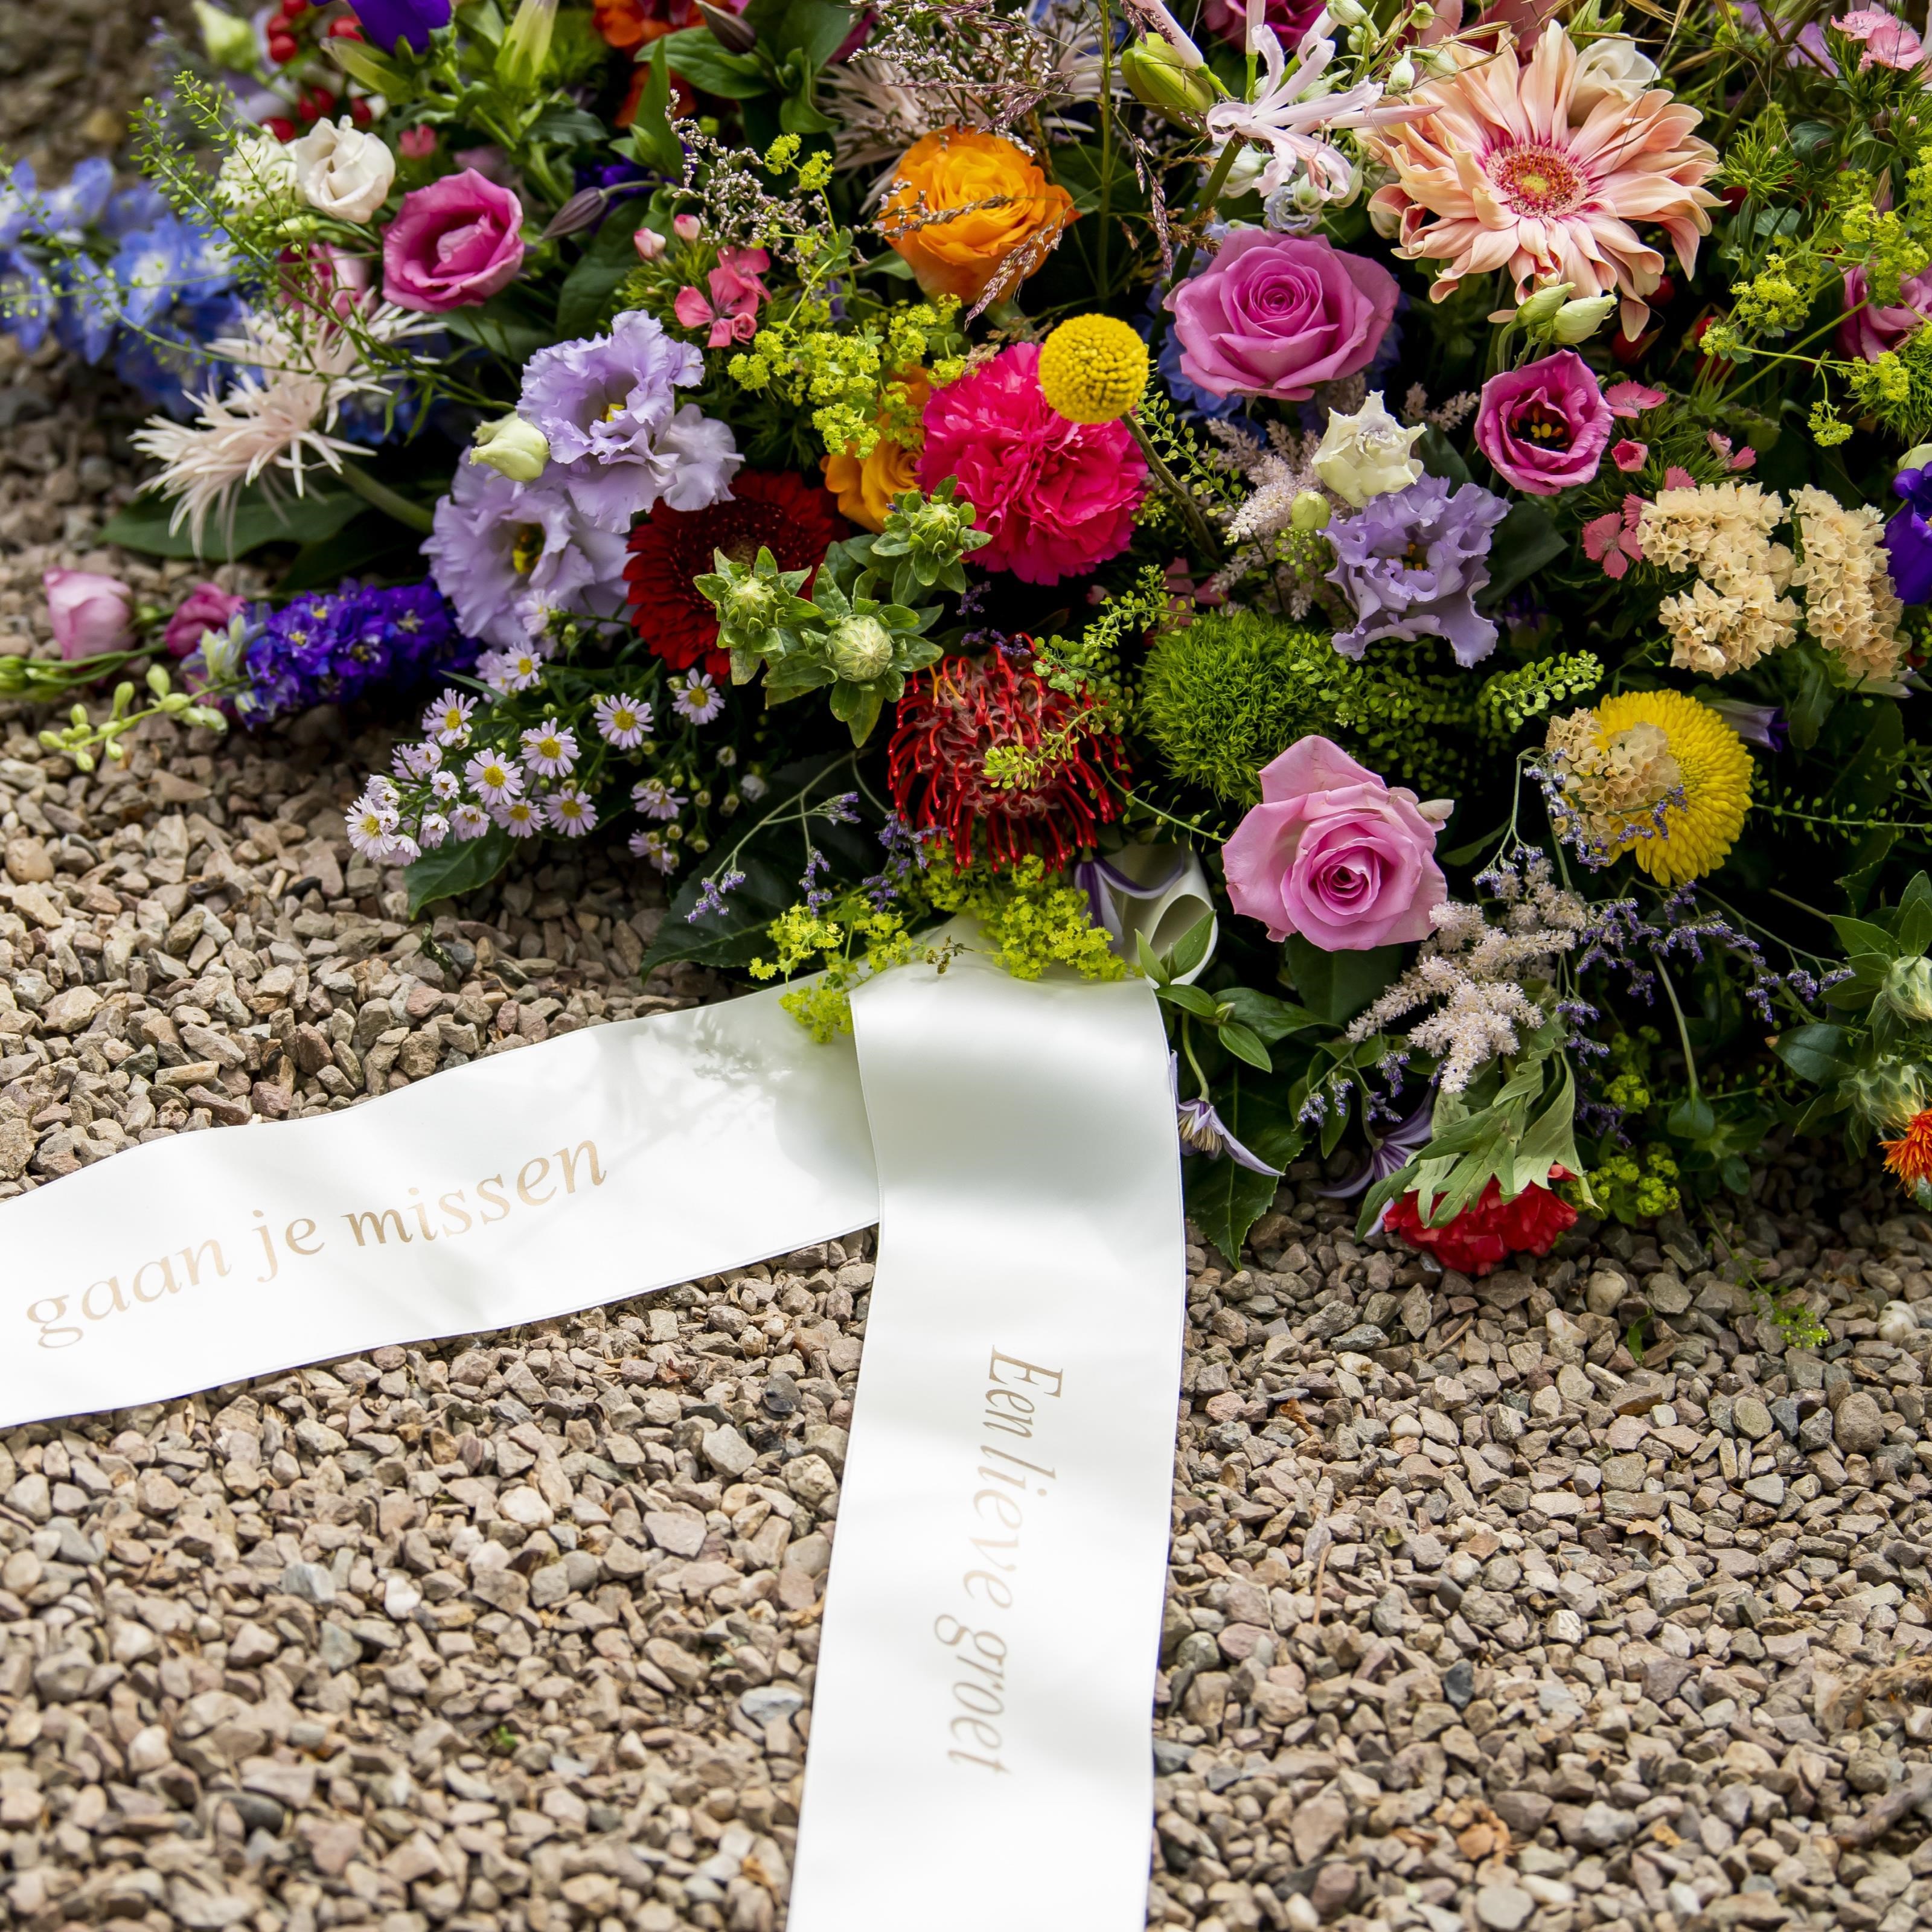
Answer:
1222;736;1447;951
1833;8;1927;68
916;344;1145;585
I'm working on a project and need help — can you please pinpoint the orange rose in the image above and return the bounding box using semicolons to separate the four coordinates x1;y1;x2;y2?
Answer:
881;129;1075;305
822;371;931;533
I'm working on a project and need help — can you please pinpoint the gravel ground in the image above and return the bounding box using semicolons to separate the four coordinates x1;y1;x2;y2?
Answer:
4;46;1932;1932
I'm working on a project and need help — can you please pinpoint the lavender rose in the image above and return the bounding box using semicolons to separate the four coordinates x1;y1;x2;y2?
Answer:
1166;229;1398;403
382;168;525;313
1474;350;1612;497
1223;736;1449;950
1326;475;1510;667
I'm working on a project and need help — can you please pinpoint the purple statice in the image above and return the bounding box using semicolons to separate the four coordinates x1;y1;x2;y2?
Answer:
229;584;476;723
517;311;741;532
1326;475;1510;667
688;869;747;923
862;810;936;910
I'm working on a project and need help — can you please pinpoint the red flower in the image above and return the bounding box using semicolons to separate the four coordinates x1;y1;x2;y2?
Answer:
887;648;1127;869
624;471;845;680
1383;1172;1577;1277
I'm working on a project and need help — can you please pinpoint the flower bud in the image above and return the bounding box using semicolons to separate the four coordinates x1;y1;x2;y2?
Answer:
469;414;550;483
1329;0;1367;22
828;615;894;683
194;0;260;71
1290;490;1331;531
1515;281;1575;329
495;0;557;89
1848;1054;1932;1131
633;225;667;262
1119;35;1216;118
1901;442;1932;473
1886;956;1932;1025
673;213;703;242
696;0;756;52
1409;1;1434;21
1387;56;1416;89
1552;293;1619;344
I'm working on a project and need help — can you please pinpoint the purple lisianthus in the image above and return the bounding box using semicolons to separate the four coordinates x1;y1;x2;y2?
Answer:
1171;1058;1280;1174
423;462;627;649
1887;464;1932;605
1326;475;1511;667
1700;697;1788;751
519;312;741;532
353;0;452;51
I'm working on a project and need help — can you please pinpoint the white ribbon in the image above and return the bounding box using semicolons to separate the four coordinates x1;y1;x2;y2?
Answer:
0;952;1184;1932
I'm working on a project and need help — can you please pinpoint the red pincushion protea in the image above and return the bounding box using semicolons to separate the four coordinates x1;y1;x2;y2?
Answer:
888;649;1127;869
1383;1171;1578;1278
624;470;845;679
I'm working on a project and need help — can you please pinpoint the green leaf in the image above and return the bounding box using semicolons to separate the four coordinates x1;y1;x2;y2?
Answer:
555;197;651;337
274;512;425;593
100;484;363;560
746;0;853;64
1477;499;1566;612
1667;1093;1717;1143
1785;641;1836;752
1053;139;1144;217
439;294;557;365
1417;426;1471;488
656;25;770;95
1185;1154;1281;1265
1166;911;1214;981
1215;987;1322;1043
525;101;613;145
405;828;514;918
622;39;682;173
1157;982;1221;1020
1719;1154;1753;1194
1829;914;1899;958
1771;1022;1850;1084
1219;1021;1272;1072
1281;933;1405;1026
1898;873;1932;957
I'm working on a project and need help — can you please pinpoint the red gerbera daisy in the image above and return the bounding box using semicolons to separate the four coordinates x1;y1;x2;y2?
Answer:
887;649;1127;869
1383;1171;1578;1278
624;471;845;679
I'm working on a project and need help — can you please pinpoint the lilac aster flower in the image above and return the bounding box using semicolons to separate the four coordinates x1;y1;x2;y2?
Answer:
423;462;627;650
519;311;741;533
1326;475;1510;667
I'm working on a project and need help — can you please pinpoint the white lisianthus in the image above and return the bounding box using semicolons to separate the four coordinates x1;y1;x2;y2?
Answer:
290;117;397;224
216;133;298;208
1312;392;1427;510
1569;34;1660;117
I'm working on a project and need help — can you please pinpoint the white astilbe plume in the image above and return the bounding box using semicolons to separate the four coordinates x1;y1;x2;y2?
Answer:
1204;418;1334;615
1347;856;1587;1093
131;301;437;552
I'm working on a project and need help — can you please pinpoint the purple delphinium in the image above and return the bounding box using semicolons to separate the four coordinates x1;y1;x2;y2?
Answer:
1887;464;1932;605
1326;475;1510;667
353;0;452;51
518;311;741;532
223;584;475;722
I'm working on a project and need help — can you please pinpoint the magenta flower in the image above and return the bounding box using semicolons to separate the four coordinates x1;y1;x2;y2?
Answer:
1838;263;1932;362
1604;380;1665;419
1166;229;1397;403
673;247;770;348
162;582;246;659
1474;350;1612;497
1582;496;1646;580
1613;438;1648;473
382;168;525;313
1222;736;1448;951
43;569;133;660
916;344;1145;585
1833;8;1927;69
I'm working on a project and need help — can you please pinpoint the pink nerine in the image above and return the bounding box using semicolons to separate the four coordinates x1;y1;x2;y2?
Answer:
1168;229;1397;402
43;569;133;661
916;344;1145;586
382;168;526;312
1474;350;1611;497
1223;737;1448;950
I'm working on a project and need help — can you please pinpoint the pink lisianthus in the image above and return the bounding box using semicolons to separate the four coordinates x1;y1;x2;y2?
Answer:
43;569;133;660
1832;8;1927;69
916;344;1145;585
1222;736;1449;950
162;583;247;659
1168;229;1398;403
673;247;770;347
1474;350;1611;496
1838;263;1932;362
382;168;526;312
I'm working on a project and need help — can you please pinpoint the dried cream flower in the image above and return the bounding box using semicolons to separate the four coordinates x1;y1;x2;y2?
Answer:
1790;485;1908;684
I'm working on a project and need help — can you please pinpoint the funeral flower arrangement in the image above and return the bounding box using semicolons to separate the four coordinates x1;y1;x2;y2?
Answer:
19;0;1932;1271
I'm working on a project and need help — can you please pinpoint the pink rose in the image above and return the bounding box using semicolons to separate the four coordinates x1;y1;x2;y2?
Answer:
1474;350;1611;497
43;569;133;661
382;168;526;313
1167;230;1398;403
1838;264;1932;362
1222;736;1448;950
162;582;247;659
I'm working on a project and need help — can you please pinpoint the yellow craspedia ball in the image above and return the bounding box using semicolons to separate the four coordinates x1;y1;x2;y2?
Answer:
1597;689;1752;886
1037;314;1150;424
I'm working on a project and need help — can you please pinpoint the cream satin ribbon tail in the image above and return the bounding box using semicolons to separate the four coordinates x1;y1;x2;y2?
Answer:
0;953;1186;1932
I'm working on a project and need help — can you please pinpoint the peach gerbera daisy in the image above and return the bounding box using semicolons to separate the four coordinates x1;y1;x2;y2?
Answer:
1365;24;1720;340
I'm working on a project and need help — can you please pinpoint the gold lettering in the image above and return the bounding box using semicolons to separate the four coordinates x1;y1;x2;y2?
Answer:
477;1176;511;1223
439;1190;473;1236
179;1239;229;1287
27;1296;82;1350
973;1490;1023;1530
962;1570;1013;1609
252;1215;278;1285
130;1256;181;1303
987;1349;1063;1398
407;1188;438;1243
82;1275;128;1321
554;1140;605;1193
286;1218;322;1256
516;1156;554;1207
343;1208;411;1247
